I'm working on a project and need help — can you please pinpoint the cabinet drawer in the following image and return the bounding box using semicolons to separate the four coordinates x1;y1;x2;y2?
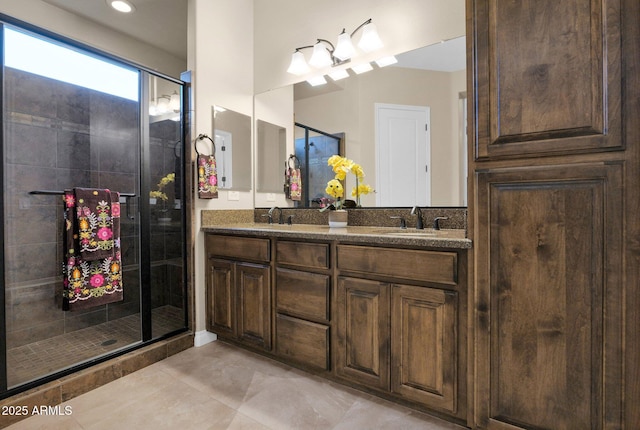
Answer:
276;241;329;269
206;234;270;262
337;245;457;285
276;314;329;371
276;268;330;322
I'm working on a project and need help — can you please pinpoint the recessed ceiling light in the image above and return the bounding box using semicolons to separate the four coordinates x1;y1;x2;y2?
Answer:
107;0;136;13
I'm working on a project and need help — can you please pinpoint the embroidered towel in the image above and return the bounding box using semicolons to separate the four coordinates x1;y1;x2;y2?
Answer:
196;134;219;199
197;154;219;199
63;189;123;311
74;188;115;261
284;155;302;201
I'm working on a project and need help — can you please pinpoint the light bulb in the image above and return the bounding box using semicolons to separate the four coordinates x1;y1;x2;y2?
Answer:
333;31;355;61
287;51;310;75
309;42;333;68
358;22;383;52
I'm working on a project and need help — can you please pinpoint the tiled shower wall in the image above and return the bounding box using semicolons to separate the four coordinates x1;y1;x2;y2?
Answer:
2;68;184;350
148;116;184;311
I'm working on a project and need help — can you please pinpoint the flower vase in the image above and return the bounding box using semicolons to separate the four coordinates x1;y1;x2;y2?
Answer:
328;209;348;228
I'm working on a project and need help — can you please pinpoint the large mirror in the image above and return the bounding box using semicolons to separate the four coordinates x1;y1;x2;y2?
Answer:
256;119;287;193
256;36;467;208
295;36;466;207
211;105;252;191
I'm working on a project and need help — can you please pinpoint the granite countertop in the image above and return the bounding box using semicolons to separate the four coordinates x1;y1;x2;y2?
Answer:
201;223;472;249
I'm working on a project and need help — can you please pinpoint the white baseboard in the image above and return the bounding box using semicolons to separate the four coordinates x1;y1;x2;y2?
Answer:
194;330;217;347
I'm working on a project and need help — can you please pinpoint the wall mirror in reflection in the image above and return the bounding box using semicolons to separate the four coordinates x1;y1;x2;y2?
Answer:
211;105;252;191
256;119;287;193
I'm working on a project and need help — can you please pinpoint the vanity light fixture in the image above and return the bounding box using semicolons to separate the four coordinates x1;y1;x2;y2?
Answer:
107;0;136;13
169;91;181;111
287;18;383;76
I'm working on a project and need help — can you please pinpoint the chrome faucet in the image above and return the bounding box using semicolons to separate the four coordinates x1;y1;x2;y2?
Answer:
410;206;424;229
268;206;284;224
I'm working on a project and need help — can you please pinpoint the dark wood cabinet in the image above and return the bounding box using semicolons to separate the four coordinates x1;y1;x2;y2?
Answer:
206;258;235;337
236;262;271;349
205;233;468;422
391;284;457;413
205;235;271;351
274;241;331;371
469;0;639;427
334;245;467;420
335;276;390;390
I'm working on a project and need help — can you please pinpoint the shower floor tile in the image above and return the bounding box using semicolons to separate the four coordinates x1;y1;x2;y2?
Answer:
6;305;185;388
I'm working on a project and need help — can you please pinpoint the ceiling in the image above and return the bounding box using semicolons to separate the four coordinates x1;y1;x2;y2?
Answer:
39;1;463;75
395;36;466;72
41;0;188;60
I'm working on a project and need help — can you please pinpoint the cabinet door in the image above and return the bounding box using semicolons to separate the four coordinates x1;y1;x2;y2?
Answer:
236;262;271;350
206;258;236;338
475;164;623;429
472;0;622;159
391;284;457;413
335;276;390;390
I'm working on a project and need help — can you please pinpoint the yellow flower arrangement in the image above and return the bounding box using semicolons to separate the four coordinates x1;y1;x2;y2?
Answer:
149;172;175;202
323;155;373;210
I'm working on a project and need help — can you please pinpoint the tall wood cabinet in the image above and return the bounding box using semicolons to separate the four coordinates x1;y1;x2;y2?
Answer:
468;0;640;428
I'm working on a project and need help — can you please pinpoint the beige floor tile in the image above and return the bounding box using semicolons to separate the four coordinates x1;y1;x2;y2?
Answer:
333;396;464;430
7;341;467;430
3;413;83;430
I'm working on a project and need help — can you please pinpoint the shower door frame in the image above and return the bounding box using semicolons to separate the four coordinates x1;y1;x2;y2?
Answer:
0;15;190;398
294;122;345;207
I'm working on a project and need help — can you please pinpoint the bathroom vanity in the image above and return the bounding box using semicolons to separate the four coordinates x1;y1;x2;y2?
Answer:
203;224;471;424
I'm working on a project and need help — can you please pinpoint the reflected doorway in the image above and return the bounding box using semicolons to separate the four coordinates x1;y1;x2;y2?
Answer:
375;103;431;206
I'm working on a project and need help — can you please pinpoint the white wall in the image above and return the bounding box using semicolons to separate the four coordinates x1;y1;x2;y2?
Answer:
188;0;254;335
0;0;185;77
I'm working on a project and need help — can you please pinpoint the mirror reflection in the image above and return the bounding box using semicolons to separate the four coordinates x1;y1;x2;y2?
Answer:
286;36;467;207
256;119;287;193
211;105;252;191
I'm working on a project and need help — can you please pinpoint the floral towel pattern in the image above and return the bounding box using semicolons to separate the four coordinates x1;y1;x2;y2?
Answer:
198;154;219;199
288;168;302;201
72;188;116;261
63;189;123;311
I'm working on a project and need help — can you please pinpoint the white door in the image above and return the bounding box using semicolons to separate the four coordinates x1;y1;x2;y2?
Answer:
375;104;430;206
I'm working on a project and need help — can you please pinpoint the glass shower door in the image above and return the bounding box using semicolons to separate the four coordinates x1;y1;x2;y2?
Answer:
1;24;187;392
146;75;187;339
2;26;143;388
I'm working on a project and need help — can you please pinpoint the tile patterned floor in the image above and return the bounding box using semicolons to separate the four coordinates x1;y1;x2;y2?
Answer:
7;306;185;387
6;341;468;430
